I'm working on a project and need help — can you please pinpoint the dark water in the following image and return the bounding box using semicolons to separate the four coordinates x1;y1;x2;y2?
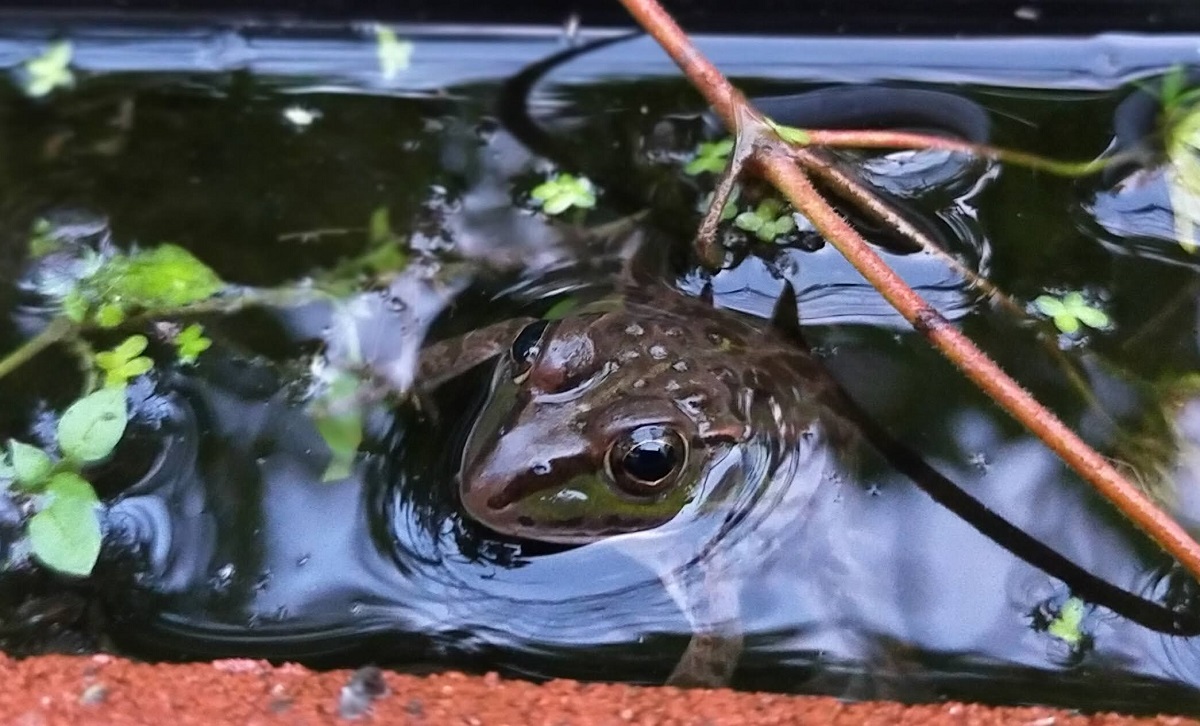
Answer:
2;20;1200;715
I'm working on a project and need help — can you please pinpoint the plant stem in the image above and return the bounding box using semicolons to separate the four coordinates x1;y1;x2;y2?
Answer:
618;0;1200;581
0;316;75;381
800;129;1126;178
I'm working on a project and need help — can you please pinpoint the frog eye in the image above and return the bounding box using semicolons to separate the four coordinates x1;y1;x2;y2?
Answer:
605;425;688;497
510;319;549;382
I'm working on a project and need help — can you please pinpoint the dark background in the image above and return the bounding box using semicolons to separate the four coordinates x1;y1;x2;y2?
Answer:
2;0;1198;34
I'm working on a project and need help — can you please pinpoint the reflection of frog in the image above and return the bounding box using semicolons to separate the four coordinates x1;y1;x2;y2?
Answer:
416;234;853;686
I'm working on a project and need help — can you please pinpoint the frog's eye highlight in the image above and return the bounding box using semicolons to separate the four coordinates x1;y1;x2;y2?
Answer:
510;319;549;382
605;425;688;497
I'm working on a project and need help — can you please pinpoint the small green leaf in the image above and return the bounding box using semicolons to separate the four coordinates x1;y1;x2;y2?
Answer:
1075;306;1111;329
95;335;154;388
684;138;735;176
734;212;764;232
529;174;596;216
309;371;364;482
1034;292;1109;335
28;472;101;577
375;26;413;80
1047;597;1087;647
24;40;74;98
315;410;363;482
174;324;212;365
8;440;52;490
95;302;126;328
1034;295;1066;317
56;387;127;463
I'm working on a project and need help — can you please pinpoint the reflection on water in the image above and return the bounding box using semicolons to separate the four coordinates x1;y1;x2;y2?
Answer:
0;21;1198;715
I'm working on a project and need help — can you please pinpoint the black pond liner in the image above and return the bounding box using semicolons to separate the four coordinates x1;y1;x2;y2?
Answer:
2;0;1200;34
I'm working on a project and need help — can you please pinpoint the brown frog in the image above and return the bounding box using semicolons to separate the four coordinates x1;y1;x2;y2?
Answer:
415;235;852;686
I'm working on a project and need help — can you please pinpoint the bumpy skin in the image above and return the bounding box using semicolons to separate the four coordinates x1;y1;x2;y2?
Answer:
448;283;845;544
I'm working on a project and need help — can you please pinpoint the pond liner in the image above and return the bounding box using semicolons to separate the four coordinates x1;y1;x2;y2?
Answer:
0;0;1199;34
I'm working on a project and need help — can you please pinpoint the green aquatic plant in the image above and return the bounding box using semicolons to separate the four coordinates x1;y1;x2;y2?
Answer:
733;197;796;242
307;368;366;483
173;324;212;365
685;138;734;176
375;25;413;80
94;335;154;388
60;244;224;327
1046;596;1087;647
1;386;127;576
1156;67;1200;253
1033;292;1111;335
23;40;74;97
530;173;597;215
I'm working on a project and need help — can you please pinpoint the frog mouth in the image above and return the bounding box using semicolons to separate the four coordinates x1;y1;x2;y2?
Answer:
464;508;677;546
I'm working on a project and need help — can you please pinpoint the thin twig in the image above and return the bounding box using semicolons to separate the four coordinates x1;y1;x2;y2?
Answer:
618;0;1200;581
800;129;1130;178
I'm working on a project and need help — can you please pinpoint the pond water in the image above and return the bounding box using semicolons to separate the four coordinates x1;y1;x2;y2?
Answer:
1;17;1200;715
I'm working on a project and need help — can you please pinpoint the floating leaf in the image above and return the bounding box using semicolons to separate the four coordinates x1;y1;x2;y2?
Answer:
8;440;52;490
24;40;74;98
28;472;101;577
375;26;413;80
1034;292;1109;335
95;334;154;388
56;386;127;463
1046;597;1087;647
174;324;212;365
530;174;597;216
684;138;734;176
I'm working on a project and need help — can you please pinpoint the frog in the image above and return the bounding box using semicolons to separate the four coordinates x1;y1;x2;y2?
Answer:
411;228;1200;687
414;232;855;686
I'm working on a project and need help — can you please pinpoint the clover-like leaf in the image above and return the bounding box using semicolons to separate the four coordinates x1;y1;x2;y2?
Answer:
24;40;74;98
56;386;128;463
1046;597;1087;647
734;198;794;241
28;471;101;577
530;174;597;216
684;138;734;176
174;324;212;365
1034;292;1110;335
8;440;52;490
95;334;154;388
375;25;413;80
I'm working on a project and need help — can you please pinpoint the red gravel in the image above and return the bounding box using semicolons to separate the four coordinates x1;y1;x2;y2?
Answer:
0;654;1194;725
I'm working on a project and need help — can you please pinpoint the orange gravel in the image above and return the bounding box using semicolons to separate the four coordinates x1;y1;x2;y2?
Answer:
0;654;1194;725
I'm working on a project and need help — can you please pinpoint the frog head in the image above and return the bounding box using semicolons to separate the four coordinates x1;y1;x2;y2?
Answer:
457;295;772;545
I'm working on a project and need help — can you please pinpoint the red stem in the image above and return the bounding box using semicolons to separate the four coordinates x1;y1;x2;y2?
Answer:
618;0;1200;581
